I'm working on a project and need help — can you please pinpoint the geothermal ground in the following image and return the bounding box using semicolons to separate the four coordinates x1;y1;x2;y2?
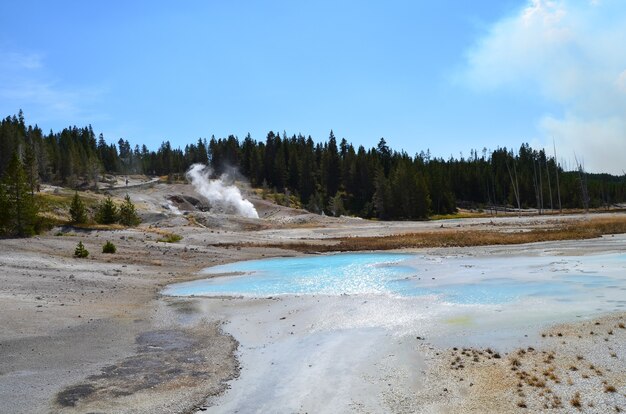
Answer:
1;177;625;413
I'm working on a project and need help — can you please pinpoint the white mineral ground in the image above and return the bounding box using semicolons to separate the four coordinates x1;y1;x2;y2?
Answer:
1;180;625;413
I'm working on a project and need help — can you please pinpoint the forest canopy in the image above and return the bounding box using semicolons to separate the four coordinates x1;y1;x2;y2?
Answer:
1;111;624;221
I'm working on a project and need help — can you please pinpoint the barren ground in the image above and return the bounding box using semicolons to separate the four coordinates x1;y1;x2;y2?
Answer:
1;179;625;413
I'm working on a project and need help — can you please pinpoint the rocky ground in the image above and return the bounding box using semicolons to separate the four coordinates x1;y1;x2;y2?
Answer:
411;313;626;413
1;179;625;413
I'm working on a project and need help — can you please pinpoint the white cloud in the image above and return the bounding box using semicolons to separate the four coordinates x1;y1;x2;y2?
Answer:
540;114;626;174
462;0;626;174
617;70;626;93
0;51;43;70
0;50;108;125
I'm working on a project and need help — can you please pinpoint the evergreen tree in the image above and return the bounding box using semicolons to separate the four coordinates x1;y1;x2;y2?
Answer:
1;152;39;236
321;131;340;197
23;134;39;195
102;240;116;254
74;241;89;258
69;192;88;224
329;191;346;217
306;191;324;214
373;168;392;219
118;194;141;226
0;183;8;234
95;196;118;224
2;111;626;220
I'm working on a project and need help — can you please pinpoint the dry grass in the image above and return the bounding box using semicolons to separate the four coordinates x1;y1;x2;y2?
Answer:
227;216;626;253
429;211;487;221
73;223;125;231
571;392;582;408
157;233;183;243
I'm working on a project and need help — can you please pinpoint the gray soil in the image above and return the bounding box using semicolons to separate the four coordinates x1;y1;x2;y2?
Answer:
1;179;625;413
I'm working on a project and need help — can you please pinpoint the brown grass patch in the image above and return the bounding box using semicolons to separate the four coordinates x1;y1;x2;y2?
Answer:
223;216;626;253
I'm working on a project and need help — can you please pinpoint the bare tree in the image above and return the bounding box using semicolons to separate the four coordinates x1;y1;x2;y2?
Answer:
538;156;544;213
532;158;542;214
545;156;554;212
553;139;562;213
505;154;521;215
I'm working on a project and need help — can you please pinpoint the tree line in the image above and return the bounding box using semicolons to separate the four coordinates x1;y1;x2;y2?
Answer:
1;111;625;224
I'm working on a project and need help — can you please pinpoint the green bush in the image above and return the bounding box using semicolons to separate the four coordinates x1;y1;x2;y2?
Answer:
118;194;141;226
69;192;88;224
95;196;118;224
102;241;116;254
74;241;89;258
157;233;182;243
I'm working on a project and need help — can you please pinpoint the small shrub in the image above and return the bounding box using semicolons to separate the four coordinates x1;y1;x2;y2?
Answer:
157;233;182;243
74;241;89;258
570;392;581;408
102;241;116;254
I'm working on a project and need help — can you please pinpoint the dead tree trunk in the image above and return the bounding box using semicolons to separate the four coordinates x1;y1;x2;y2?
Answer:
545;157;554;212
532;159;541;214
538;158;544;214
505;156;521;216
553;139;562;213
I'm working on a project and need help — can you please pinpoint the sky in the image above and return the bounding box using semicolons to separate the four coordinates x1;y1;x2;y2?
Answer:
1;0;624;174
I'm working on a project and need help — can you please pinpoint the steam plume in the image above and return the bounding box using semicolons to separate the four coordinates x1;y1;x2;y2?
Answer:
185;163;259;219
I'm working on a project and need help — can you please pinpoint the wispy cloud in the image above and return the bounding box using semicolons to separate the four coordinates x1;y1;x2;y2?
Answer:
461;0;626;174
0;51;44;70
0;50;108;125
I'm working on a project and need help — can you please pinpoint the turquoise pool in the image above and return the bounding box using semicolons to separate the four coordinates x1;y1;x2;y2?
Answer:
163;252;626;307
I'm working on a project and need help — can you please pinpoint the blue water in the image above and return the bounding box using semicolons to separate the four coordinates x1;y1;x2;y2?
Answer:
167;253;415;297
163;252;626;305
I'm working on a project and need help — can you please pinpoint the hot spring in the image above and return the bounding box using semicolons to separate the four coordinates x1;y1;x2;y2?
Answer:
163;251;626;316
163;243;626;412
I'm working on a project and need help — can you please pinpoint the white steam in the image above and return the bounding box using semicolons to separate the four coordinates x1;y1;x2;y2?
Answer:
185;163;259;219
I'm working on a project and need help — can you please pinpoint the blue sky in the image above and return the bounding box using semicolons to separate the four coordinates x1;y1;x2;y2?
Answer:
1;1;624;174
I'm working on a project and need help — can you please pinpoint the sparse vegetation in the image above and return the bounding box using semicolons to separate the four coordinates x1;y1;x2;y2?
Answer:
102;241;116;254
571;392;582;408
74;241;89;258
157;232;182;243
223;216;626;252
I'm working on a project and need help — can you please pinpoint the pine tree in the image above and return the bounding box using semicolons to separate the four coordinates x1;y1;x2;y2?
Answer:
0;183;8;234
102;240;116;254
74;241;89;258
373;168;392;219
23;137;39;195
118;194;140;226
95;196;118;224
69;192;88;224
1;152;38;236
